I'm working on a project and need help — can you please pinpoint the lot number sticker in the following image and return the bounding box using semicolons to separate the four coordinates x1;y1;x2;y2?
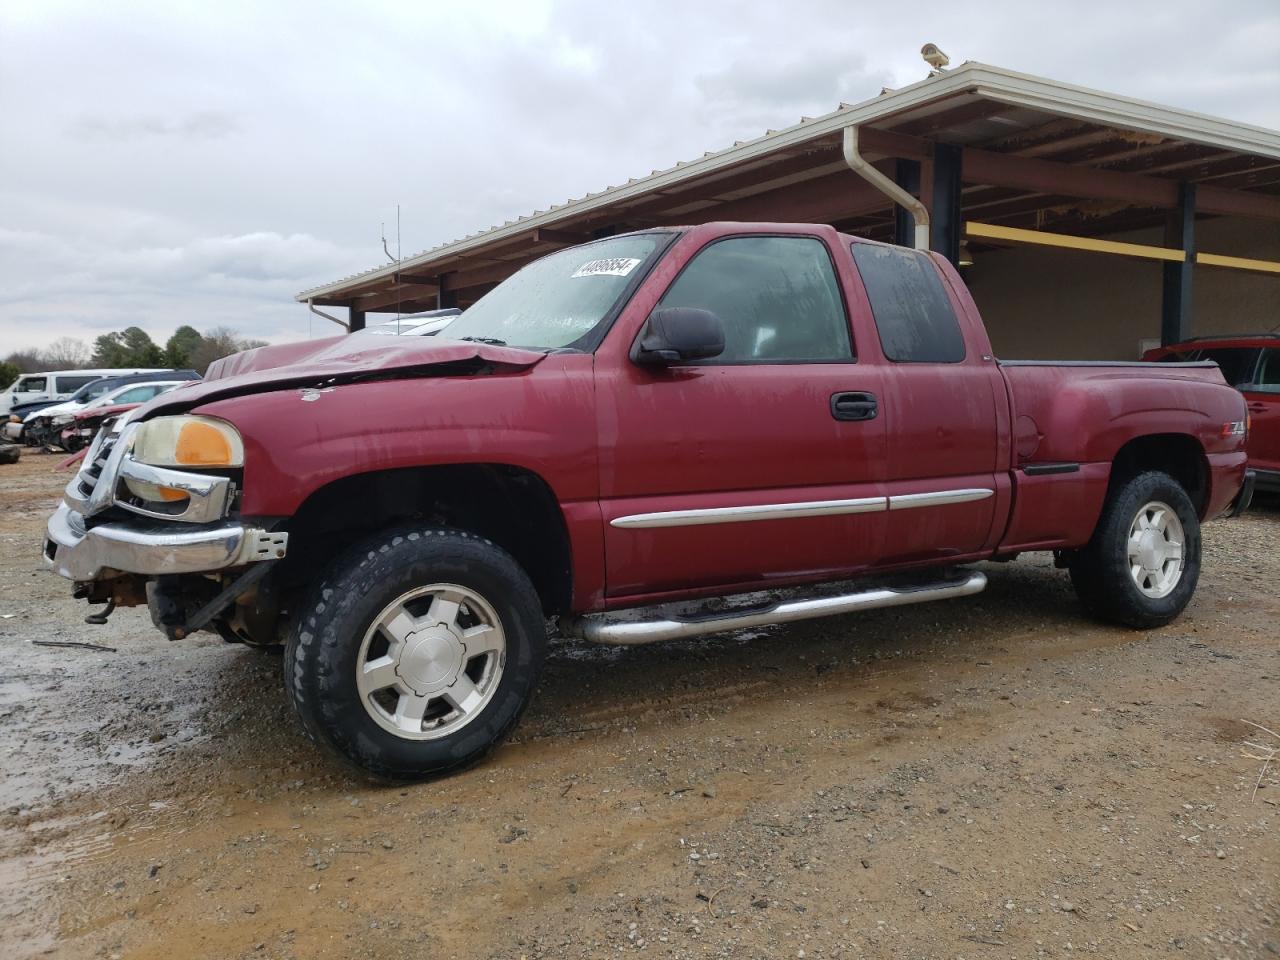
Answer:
572;257;642;278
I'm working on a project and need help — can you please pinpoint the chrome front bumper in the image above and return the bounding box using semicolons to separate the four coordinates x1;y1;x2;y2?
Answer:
44;420;287;582
44;502;288;581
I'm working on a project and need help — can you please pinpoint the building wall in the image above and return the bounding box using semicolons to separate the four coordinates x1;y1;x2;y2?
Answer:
966;217;1280;360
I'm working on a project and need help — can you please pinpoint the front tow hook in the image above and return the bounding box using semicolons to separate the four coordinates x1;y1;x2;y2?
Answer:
85;598;116;625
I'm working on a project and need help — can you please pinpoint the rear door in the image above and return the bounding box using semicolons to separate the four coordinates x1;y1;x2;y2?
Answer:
848;243;1002;566
1243;347;1280;476
597;232;887;599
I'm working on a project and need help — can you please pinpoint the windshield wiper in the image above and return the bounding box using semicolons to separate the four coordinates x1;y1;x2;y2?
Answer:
459;336;508;346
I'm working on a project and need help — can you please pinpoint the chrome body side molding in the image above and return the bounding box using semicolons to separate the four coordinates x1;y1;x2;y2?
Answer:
887;488;994;510
610;496;888;529
611;487;995;528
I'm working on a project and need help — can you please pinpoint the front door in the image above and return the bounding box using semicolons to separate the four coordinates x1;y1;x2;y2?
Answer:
1243;347;1280;477
597;233;887;599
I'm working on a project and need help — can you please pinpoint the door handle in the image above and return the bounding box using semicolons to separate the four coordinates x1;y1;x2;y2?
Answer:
1248;402;1266;413
831;391;878;422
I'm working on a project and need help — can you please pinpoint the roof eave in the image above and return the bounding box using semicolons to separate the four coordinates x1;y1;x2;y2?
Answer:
297;61;1280;303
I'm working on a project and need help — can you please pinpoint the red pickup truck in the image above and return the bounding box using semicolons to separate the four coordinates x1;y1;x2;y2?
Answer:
1143;335;1280;493
44;222;1253;779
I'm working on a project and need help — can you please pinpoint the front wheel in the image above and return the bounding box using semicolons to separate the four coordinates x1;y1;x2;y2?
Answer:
1069;470;1201;628
284;528;546;780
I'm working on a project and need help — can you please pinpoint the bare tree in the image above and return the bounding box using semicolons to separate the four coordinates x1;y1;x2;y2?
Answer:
3;351;44;373
40;337;92;369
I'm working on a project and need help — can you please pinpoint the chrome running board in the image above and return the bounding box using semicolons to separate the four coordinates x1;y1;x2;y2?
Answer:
560;571;987;646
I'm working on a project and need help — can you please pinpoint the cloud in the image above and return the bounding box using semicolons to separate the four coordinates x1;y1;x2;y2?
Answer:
69;110;239;142
0;0;1277;356
0;226;365;347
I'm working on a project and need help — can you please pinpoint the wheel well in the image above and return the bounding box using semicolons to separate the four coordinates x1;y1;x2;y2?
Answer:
1110;433;1208;515
278;464;573;616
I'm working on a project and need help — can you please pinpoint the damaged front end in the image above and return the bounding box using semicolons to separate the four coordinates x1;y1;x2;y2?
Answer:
44;417;288;641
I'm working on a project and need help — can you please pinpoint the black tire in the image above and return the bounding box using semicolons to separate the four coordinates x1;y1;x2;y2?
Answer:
284;527;546;780
1068;470;1200;629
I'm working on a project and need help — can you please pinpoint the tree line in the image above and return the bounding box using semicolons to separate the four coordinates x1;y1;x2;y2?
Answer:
0;325;268;389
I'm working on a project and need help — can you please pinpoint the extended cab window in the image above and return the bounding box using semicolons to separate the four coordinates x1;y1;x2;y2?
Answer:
657;236;851;363
851;243;965;363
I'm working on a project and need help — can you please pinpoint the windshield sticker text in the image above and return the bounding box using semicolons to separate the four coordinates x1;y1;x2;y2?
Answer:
571;257;642;279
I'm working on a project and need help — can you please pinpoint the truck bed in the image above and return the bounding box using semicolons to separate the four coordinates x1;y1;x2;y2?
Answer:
996;358;1248;553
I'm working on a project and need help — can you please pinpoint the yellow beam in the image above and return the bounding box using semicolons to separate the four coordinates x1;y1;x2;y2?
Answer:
966;221;1280;275
1195;252;1280;275
965;221;1185;262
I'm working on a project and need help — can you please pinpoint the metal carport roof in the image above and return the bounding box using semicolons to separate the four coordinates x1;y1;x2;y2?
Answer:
297;61;1280;321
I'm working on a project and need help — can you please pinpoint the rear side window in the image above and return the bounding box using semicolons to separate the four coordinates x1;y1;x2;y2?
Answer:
55;375;99;393
851;243;965;362
658;235;852;363
111;386;160;404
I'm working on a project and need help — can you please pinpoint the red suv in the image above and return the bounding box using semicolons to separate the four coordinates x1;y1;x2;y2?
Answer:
1144;336;1280;492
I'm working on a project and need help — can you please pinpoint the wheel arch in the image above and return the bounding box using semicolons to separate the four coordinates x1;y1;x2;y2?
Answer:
1108;433;1209;517
278;463;574;616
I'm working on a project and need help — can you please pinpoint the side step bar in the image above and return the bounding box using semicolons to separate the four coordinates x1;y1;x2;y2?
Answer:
560;571;987;646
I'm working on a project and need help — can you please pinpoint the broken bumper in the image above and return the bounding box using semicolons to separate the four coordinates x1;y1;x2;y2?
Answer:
44;502;287;582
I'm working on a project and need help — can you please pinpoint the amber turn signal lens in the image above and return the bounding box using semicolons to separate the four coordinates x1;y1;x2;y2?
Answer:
174;420;234;466
157;486;189;502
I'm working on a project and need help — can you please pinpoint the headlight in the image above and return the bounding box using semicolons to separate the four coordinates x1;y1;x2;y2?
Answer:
51;415;73;426
132;415;244;468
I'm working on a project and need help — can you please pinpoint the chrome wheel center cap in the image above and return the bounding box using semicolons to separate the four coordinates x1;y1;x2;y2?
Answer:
1138;530;1165;571
396;626;464;695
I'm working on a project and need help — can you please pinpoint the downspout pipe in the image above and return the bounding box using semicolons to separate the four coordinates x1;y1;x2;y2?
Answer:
307;298;349;331
842;126;930;250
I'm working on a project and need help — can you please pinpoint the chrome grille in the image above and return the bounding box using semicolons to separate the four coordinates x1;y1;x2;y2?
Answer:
75;433;117;501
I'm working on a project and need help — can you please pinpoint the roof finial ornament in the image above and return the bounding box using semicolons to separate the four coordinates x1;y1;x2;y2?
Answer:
921;43;950;76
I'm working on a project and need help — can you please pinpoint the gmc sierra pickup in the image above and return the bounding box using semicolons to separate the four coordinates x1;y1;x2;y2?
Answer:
44;222;1254;779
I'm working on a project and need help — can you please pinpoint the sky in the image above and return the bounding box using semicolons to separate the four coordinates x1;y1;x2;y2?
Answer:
1;0;1278;354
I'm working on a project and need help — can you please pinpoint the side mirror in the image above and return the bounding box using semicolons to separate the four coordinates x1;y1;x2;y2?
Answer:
633;307;725;365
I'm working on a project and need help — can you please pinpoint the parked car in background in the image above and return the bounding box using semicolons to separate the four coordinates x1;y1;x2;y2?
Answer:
355;309;462;337
0;368;170;416
44;223;1251;780
62;400;155;451
17;380;192;449
4;370;199;444
1143;335;1280;492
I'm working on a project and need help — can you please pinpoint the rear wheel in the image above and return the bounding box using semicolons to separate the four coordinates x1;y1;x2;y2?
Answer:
284;528;546;780
1069;470;1200;628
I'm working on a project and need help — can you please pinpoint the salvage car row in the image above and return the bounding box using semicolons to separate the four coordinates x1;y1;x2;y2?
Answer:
4;370;200;450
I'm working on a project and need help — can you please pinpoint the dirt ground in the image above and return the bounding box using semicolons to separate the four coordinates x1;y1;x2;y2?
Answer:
1;450;1276;960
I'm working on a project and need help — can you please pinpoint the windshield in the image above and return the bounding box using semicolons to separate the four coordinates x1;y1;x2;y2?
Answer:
442;233;668;350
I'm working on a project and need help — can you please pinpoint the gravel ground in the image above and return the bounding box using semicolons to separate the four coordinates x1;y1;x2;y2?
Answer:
1;450;1276;959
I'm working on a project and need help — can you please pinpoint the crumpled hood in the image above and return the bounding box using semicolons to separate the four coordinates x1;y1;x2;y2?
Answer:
139;336;548;418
